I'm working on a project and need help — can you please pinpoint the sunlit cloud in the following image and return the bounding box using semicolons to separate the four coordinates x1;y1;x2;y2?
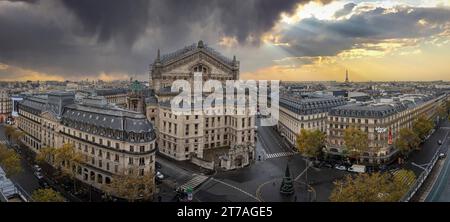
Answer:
0;63;65;81
218;36;238;48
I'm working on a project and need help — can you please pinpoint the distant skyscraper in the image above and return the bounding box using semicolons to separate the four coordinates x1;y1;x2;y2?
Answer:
345;69;349;83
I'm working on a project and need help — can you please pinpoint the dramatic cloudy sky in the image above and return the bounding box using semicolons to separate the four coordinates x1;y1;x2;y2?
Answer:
0;0;450;82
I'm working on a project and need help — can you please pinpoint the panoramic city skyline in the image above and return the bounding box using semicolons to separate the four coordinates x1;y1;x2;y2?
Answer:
1;0;450;82
1;0;450;205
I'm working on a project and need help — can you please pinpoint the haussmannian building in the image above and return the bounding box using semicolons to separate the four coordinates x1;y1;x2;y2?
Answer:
277;95;347;148
17;92;156;198
0;90;12;123
148;40;256;170
326;93;447;165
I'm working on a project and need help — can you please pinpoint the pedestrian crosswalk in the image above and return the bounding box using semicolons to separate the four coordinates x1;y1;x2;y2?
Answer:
179;174;209;191
391;169;416;187
265;151;297;159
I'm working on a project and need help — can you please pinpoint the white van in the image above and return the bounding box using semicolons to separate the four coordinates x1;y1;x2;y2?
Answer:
347;164;366;173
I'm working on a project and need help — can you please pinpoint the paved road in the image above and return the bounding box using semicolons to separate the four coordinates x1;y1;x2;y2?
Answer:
424;121;450;202
404;120;450;176
193;119;348;202
0;124;40;200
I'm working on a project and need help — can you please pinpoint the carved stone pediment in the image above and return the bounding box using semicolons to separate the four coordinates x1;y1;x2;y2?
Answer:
163;51;234;75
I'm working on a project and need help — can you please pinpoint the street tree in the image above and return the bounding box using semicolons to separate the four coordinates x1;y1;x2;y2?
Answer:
296;129;326;160
31;188;65;202
54;143;85;193
36;146;57;165
36;144;85;193
4;125;15;141
395;128;421;155
10;130;24;144
343;127;368;161
0;144;22;177
104;167;154;202
436;105;447;119
446;100;450;114
329;170;415;202
412;115;434;141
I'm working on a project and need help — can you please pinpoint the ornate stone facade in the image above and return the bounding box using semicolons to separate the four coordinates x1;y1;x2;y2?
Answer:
0;90;11;123
326;93;447;165
17;92;156;199
149;41;255;171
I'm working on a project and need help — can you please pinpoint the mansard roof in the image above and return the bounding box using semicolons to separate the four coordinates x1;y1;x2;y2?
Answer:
62;104;154;133
329;94;437;118
154;40;236;67
19;93;155;135
94;88;128;96
279;96;347;115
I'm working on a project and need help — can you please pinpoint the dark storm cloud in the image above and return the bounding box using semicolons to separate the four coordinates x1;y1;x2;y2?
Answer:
279;5;450;58
0;0;314;79
60;0;310;45
60;0;150;45
334;2;356;18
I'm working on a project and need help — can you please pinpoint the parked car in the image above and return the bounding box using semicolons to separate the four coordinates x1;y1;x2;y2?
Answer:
33;164;42;172
439;152;447;159
438;140;443;145
156;171;164;180
335;165;347;171
34;171;44;180
347;164;366;173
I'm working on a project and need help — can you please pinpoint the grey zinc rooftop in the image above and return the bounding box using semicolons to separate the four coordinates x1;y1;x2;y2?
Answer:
62;104;153;133
280;96;347;115
329;94;435;118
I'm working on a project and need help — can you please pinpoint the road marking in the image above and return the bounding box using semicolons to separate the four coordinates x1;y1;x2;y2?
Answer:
294;165;311;181
179;174;209;191
210;178;260;202
265;151;297;159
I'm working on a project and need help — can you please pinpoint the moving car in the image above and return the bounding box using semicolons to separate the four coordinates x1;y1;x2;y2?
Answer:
33;165;42;172
438;140;443;145
156;171;164;180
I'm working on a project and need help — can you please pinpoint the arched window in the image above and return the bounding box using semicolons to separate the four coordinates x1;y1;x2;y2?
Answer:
193;64;208;73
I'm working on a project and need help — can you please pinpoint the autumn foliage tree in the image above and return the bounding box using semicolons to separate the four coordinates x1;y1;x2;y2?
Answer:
4;125;23;144
296;129;326;160
395;128;421;155
330;170;416;202
343;127;368;161
412;115;434;141
32;188;65;202
0;144;22;177
104;167;154;202
36;143;85;192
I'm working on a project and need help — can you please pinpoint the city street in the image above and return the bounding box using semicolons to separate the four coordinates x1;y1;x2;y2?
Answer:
424;121;450;202
192;119;349;202
0;123;40;200
3;119;449;202
404;120;450;176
